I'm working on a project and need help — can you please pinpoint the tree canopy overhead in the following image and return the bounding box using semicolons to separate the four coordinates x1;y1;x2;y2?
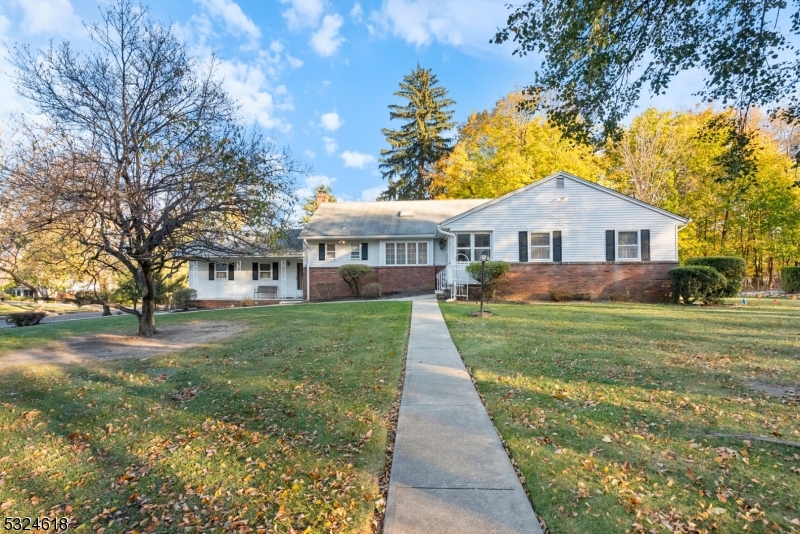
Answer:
5;0;300;336
379;65;456;200
493;0;800;154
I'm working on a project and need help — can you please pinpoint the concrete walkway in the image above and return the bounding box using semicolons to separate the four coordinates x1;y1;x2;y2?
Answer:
384;300;543;534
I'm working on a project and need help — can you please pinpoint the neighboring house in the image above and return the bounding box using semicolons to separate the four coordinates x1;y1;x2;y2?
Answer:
188;172;690;306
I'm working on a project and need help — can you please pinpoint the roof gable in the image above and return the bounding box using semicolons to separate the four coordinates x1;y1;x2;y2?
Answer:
438;171;690;226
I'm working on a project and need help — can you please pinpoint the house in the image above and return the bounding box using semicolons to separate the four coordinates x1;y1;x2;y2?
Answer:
188;172;690;306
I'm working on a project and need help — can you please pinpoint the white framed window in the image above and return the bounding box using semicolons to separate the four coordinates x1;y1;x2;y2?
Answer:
385;242;429;265
326;243;336;260
617;231;639;260
350;244;361;259
529;232;551;260
215;262;229;279
456;233;491;262
259;263;272;279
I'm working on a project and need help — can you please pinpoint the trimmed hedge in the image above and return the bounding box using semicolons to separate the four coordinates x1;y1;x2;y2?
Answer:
5;311;47;327
781;266;800;293
362;283;382;299
669;266;727;305
685;256;746;296
172;288;197;310
465;261;511;299
337;264;373;297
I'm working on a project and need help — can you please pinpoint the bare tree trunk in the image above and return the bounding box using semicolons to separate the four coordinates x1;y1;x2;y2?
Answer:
102;304;112;316
139;265;157;336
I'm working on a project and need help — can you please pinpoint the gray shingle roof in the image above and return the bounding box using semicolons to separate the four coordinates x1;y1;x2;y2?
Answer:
300;200;489;238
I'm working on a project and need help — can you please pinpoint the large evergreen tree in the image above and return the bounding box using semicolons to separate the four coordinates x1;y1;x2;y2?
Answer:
379;65;456;200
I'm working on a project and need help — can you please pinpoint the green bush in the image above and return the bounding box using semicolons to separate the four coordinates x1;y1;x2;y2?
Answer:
337;264;373;297
669;266;727;305
5;311;47;327
685;256;746;296
172;288;197;310
781;266;800;293
314;282;336;301
465;261;511;299
362;283;382;299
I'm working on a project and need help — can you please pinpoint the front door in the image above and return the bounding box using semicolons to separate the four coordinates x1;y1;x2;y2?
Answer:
296;263;304;298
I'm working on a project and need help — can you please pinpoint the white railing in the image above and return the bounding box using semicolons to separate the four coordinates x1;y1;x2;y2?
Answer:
436;267;449;291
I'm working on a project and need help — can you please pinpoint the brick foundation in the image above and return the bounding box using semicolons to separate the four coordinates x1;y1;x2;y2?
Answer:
305;266;444;300
491;262;676;303
195;299;281;309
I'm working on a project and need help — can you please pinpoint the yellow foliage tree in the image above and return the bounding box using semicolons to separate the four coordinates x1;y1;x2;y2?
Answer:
429;92;604;198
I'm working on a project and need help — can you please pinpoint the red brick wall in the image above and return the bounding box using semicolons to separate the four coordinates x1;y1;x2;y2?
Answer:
305;266;444;300
492;262;676;303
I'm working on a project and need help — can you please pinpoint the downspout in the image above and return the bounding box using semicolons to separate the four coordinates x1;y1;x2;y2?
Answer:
303;239;310;301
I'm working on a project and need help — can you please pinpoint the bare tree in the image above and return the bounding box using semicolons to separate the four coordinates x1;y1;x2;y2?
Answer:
5;0;299;335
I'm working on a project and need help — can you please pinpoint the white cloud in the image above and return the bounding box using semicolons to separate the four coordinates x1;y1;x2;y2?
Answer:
196;0;261;47
350;2;363;22
361;186;384;201
310;14;345;56
216;58;289;130
286;55;304;68
15;0;80;35
319;111;343;131
340;150;376;169
322;136;338;155
304;149;316;158
370;0;507;49
295;174;336;199
279;0;326;30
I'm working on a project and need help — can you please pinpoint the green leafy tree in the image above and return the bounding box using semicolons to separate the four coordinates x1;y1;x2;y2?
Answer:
301;184;336;224
379;65;456;200
493;0;800;169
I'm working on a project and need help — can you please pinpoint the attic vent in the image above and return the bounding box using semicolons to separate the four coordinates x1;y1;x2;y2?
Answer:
556;176;565;189
398;210;415;217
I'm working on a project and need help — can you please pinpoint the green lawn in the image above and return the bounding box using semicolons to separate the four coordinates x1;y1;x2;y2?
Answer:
0;301;102;316
441;301;800;534
0;302;411;533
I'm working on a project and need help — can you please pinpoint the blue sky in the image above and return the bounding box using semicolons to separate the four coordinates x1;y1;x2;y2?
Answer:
0;0;702;205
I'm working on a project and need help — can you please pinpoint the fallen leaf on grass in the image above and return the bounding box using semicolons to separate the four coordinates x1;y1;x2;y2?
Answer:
602;436;612;443
708;507;726;515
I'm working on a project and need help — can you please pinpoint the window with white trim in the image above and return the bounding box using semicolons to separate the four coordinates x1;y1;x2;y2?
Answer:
456;233;491;262
617;231;639;259
350;244;361;259
529;232;551;260
326;243;336;260
215;262;229;279
385;242;429;265
258;263;272;279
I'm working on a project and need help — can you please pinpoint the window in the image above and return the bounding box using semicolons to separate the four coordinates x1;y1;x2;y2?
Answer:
215;262;229;279
326;243;336;260
385;242;429;265
259;263;271;279
618;231;639;259
556;176;564;189
456;233;491;262
530;232;550;260
350;244;361;259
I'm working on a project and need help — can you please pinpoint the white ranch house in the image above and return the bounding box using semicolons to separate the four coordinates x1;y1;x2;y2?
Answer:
188;172;690;306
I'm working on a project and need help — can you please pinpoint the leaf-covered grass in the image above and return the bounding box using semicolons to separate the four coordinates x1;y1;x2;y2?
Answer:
440;301;800;534
0;301;102;316
0;302;411;533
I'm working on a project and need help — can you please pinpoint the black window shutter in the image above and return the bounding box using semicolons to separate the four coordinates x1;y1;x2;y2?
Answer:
606;230;615;262
208;262;215;281
319;243;325;261
518;231;528;262
641;230;650;261
553;231;562;262
228;263;235;280
272;262;279;280
361;243;368;261
252;262;259;280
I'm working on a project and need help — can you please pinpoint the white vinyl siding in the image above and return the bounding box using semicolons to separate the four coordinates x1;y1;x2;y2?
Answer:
443;176;680;262
307;240;381;267
189;259;302;301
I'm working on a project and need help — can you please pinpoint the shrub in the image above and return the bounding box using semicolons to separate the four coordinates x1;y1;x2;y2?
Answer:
362;283;382;299
337;264;373;297
550;290;592;302
668;266;727;305
314;282;337;301
609;291;630;302
5;311;47;327
781;266;800;293
685;256;746;296
172;288;197;310
241;297;254;307
465;261;511;299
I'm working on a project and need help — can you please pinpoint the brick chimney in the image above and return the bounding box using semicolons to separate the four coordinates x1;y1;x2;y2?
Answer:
315;192;329;208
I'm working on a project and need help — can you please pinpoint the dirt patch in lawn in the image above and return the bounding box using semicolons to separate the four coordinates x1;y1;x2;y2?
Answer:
0;321;247;369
